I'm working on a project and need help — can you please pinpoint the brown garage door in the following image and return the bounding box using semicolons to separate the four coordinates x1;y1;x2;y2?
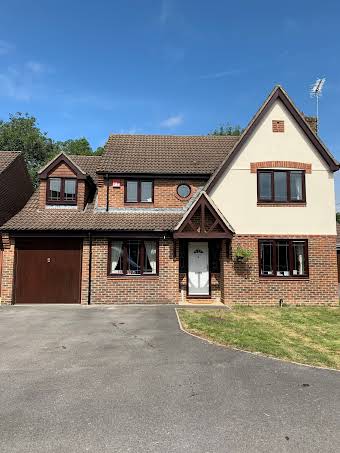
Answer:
15;238;82;304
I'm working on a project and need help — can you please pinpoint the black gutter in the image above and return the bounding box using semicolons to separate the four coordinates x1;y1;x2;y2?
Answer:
96;172;211;180
87;231;92;305
106;173;110;212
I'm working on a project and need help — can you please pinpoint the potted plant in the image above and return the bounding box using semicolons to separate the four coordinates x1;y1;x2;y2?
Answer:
234;246;253;263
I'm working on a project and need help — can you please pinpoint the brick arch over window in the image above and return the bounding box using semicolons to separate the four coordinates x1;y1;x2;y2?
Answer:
250;161;312;174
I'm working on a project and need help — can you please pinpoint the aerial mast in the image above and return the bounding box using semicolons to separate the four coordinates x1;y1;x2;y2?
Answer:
310;78;326;132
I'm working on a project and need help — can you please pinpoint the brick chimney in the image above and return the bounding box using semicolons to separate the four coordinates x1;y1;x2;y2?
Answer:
303;115;318;134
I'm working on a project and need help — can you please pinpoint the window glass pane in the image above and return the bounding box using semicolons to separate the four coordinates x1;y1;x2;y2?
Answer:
144;241;157;274
293;241;306;276
290;171;303;201
64;179;76;201
260;241;273;275
274;172;287;201
111;241;123;274
276;241;290;276
49;178;61;200
127;240;141;274
126;181;138;202
177;184;191;198
258;172;272;200
141;181;153;202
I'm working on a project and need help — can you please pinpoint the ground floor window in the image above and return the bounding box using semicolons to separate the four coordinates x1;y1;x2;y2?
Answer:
259;239;308;277
109;240;158;275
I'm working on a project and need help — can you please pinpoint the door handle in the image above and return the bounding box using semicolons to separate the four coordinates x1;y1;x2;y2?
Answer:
47;257;51;263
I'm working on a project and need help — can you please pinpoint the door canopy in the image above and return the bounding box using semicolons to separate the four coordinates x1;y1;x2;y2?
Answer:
174;192;234;239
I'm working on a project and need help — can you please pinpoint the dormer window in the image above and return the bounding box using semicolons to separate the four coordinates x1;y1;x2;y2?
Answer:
125;180;153;203
47;177;77;205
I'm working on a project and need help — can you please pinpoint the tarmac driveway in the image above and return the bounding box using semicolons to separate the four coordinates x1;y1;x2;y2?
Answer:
0;305;339;453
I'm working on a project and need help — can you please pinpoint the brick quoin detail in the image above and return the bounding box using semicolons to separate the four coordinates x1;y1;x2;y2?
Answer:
250;161;312;174
272;120;285;132
97;178;205;209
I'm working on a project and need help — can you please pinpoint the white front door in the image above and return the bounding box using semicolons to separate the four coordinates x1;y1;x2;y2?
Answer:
188;242;209;296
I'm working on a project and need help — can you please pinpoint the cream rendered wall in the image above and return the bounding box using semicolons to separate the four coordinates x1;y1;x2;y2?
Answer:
210;99;337;235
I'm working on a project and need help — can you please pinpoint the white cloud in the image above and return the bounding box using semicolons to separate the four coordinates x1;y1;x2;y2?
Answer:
118;127;143;135
0;61;48;101
160;114;183;128
199;69;241;80
26;61;47;74
0;40;14;56
160;0;171;25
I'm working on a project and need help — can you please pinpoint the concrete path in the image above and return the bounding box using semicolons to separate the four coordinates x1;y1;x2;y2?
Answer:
0;305;339;452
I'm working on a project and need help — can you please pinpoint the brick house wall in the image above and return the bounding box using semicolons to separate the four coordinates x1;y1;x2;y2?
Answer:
96;177;205;209
221;235;338;305
0;234;15;304
1;234;337;305
81;237;180;304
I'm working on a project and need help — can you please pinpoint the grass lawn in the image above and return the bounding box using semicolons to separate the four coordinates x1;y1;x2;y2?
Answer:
178;306;340;369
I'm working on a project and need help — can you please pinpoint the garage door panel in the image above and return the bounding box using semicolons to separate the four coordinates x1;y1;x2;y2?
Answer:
15;238;82;304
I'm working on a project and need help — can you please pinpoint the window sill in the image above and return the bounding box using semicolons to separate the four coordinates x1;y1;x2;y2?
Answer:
107;275;159;280
124;202;154;205
257;202;306;207
259;276;309;281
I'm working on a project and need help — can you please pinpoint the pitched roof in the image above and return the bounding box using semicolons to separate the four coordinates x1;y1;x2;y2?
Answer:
68;155;102;183
98;134;240;175
206;85;339;192
0;151;21;173
1;191;183;232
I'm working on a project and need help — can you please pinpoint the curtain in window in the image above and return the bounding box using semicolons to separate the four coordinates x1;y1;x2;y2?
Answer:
144;241;157;274
293;242;305;275
290;172;303;201
111;241;123;273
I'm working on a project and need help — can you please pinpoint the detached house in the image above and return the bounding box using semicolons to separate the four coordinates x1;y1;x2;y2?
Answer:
0;86;338;305
0;152;33;300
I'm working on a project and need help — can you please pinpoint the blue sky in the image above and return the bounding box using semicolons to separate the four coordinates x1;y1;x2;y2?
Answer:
1;1;340;200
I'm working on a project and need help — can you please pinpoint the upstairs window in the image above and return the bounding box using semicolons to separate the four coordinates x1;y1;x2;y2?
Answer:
125;180;153;203
259;239;308;277
257;170;305;203
47;177;77;205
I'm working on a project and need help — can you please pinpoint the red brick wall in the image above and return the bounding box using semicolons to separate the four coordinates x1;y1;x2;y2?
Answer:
250;161;312;173
1;234;337;305
221;235;338;305
48;162;76;178
81;237;180;304
97;177;205;209
0;235;15;304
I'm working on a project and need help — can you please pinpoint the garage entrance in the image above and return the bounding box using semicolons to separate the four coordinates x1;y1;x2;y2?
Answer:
15;238;82;304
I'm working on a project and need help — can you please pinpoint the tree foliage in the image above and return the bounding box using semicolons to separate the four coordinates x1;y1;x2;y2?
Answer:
0;113;57;181
336;212;340;223
209;123;243;136
56;138;93;156
0;112;103;185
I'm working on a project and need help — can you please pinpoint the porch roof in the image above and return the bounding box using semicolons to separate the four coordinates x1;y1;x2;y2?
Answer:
173;192;234;239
